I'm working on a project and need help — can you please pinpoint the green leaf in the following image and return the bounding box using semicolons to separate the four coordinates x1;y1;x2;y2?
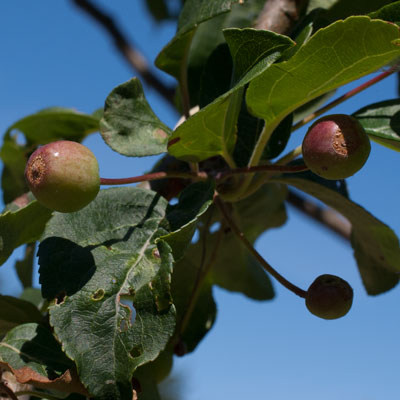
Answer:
188;183;286;301
307;0;394;29
168;30;294;163
5;107;100;144
208;231;275;300
234;182;288;242
38;187;176;400
0;323;88;396
0;296;42;335
168;87;244;163
353;99;400;151
276;173;400;294
369;1;400;23
144;0;169;21
0;134;28;204
160;181;215;261
0;196;52;267
246;16;400;165
199;43;233;108
20;288;44;308
186;0;268;106
223;28;294;82
155;0;243;80
100;78;172;157
171;254;216;353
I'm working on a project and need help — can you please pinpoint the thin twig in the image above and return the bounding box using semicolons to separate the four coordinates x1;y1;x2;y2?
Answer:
217;162;308;181
71;0;175;104
215;196;307;298
292;66;398;132
286;190;351;241
100;170;208;186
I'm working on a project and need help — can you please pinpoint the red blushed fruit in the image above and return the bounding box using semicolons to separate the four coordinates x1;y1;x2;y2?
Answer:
302;114;371;180
305;274;353;320
25;140;100;213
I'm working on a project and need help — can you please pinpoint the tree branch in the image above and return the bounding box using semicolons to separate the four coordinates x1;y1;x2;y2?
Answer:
71;0;175;104
216;196;307;298
287;190;351;241
254;0;307;34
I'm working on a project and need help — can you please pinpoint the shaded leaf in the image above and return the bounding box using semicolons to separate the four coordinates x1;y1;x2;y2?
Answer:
369;1;400;23
145;0;169;21
100;78;172;157
168;30;294;163
223;28;294;82
14;243;36;289
38;187;176;400
234;182;288;242
171;255;216;354
0;296;42;335
353;98;400;151
307;0;394;29
0;323;88;396
187;0;268;106
155;0;243;80
0;134;28;204
199;43;233;108
0;196;52;267
246;17;400;164
276;173;400;294
20;288;44;308
160;181;215;261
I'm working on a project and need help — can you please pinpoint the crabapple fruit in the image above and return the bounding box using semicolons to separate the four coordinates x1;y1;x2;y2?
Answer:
25;140;100;212
305;274;353;320
302;114;370;180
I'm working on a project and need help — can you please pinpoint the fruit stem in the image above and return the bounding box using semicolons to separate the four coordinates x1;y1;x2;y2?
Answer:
292;66;398;132
100;162;308;187
100;171;208;185
215;196;307;298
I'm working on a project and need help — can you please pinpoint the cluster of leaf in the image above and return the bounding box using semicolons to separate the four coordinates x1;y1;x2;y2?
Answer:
2;0;400;399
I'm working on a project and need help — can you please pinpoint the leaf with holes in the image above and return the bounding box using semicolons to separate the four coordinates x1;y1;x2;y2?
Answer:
100;78;172;157
38;187;176;400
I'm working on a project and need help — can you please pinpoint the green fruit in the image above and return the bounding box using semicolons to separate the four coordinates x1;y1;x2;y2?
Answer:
25;140;100;212
305;274;353;320
302;114;371;180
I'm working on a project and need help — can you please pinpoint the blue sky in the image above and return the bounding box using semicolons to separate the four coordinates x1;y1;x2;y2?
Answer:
1;2;399;399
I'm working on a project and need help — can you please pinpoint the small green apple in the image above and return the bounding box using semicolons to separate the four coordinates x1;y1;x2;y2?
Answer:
25;140;100;212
